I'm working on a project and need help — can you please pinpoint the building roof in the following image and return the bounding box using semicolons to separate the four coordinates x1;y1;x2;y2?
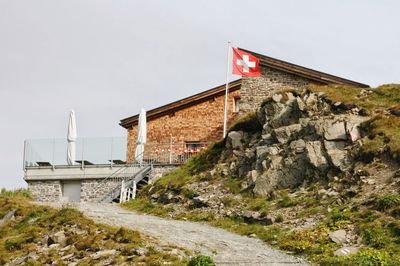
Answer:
120;80;242;129
241;48;369;88
120;49;369;129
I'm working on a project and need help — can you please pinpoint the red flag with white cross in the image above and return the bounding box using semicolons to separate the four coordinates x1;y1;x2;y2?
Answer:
232;47;261;77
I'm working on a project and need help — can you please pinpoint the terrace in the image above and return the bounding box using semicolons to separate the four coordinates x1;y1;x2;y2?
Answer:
23;137;208;199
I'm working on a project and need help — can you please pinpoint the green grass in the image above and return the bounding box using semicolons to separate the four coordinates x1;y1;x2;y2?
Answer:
277;193;300;208
308;84;400;112
223;177;242;194
361;115;400;159
320;249;391;266
0;188;31;199
144;141;225;195
124;188;400;265
244;197;270;215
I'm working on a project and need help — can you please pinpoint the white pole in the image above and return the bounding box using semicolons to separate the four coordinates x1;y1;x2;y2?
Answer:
222;42;231;138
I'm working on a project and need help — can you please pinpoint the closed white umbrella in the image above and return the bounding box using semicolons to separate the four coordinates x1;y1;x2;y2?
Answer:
135;108;147;164
67;110;77;165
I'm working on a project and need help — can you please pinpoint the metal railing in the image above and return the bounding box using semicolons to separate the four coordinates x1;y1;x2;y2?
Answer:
101;164;153;203
23;137;210;170
136;142;209;165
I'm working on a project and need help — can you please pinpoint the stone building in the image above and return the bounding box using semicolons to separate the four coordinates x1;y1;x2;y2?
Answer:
120;48;368;163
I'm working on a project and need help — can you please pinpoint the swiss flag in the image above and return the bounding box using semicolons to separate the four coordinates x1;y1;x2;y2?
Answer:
232;48;261;77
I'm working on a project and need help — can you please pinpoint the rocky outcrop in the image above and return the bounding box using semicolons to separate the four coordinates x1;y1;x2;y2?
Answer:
222;90;369;196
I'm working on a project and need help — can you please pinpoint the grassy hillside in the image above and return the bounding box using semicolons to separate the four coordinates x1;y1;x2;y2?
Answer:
309;84;400;159
124;84;400;265
0;189;189;265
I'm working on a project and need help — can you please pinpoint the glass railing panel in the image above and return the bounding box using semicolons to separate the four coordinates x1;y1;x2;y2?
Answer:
24;137;127;168
112;137;127;164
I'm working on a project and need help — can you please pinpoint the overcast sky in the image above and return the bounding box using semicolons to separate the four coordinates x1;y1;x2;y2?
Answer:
0;0;399;189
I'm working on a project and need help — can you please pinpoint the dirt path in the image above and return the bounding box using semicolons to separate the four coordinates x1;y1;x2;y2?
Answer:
69;203;308;266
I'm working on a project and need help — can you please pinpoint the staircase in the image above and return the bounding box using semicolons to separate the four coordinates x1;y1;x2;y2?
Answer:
100;164;153;203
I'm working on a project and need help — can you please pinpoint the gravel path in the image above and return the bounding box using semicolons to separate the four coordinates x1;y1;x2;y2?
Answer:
71;203;308;266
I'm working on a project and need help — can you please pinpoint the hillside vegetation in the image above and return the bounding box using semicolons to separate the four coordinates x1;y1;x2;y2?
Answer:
0;189;191;265
308;84;400;159
124;84;400;265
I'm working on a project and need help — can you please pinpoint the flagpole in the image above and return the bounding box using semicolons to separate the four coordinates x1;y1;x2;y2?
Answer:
222;42;231;139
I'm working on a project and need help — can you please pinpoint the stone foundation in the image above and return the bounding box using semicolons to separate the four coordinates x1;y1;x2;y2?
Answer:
27;166;178;202
148;166;178;183
28;180;62;202
80;179;122;202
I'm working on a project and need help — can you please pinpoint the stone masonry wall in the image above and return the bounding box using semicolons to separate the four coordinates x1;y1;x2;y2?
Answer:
28;181;62;202
81;179;122;202
148;166;178;183
239;66;319;114
127;90;240;162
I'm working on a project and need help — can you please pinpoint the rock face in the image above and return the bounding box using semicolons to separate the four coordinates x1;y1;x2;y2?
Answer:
222;90;369;196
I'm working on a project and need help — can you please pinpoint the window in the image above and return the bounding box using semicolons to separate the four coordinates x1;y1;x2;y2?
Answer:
233;98;240;113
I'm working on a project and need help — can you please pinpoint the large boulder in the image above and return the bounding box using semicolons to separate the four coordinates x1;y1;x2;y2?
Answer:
324;140;349;170
329;229;347;244
48;231;67;247
324;121;348;141
272;124;302;144
306;141;329;170
253;154;310;196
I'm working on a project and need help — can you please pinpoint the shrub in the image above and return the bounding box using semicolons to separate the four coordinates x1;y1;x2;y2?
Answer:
277;194;298;208
246;197;269;212
223;177;242;194
278;228;331;255
349;249;390;266
325;208;352;229
275;214;284;223
321;249;391;266
183;189;197;200
187;255;215;266
113;227;142;244
359;221;392;248
391;207;400;218
376;193;400;211
187;141;225;174
4;236;25;250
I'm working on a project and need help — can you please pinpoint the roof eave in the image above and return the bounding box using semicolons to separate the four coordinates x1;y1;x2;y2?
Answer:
119;80;242;129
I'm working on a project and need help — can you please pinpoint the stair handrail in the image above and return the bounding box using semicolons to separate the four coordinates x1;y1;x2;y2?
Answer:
100;164;152;203
92;163;136;195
